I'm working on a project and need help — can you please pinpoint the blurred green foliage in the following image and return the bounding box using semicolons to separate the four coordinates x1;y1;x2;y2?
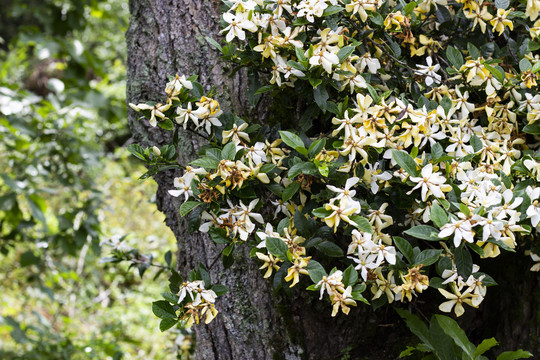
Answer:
0;1;187;358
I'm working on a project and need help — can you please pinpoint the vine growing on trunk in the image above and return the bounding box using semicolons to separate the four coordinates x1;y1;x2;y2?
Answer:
121;0;540;353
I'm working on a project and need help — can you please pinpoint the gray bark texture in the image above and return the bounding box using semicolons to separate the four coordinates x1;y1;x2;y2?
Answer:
125;1;540;359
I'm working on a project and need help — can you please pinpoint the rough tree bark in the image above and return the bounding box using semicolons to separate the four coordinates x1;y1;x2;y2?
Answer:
126;1;540;359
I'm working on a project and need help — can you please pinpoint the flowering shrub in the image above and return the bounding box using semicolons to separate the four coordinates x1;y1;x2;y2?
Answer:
129;0;540;330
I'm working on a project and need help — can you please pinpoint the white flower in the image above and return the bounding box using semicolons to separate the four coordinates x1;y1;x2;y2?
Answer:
327;177;360;208
178;280;203;303
316;270;344;300
415;56;441;86
175;103;207;128
221;12;258;43
348;252;379;281
438;217;475;247
408;164;451;201
168;177;193;202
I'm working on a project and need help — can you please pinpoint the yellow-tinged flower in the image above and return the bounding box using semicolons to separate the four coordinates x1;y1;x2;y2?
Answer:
438;286;479;317
490;9;513;36
464;4;493;33
526;0;540;21
256;252;281;278
330;286;357;316
346;0;380;22
522;70;538;88
285;257;310;287
530;19;540;39
323;201;361;232
371;269;396;303
384;11;406;32
411;35;442;57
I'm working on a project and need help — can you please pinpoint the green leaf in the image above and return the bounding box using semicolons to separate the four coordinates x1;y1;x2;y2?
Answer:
519;58;532;72
160;318;178;332
434;315;476;360
429;316;460;360
313;86;329;112
309;77;323;88
308;138;326;159
404;225;440;241
313;207;332;218
337;45;355;63
209;227;231;244
441;96;453;115
287;60;306;71
467;43;480;59
532;60;540;73
267;237;289;260
211;284;229;296
392;150;419;177
431;142;444;161
446;46;464;68
190;157;220;170
315;241;344;257
306;259;327;283
394;236;415;263
295;46;307;63
367;10;383;25
322;5;343;16
279;130;305;150
283;181;301;202
430;202;448;228
404;1;417;15
349;215;374;234
455;245;473;278
158;118;174;131
205;36;222;51
475;338;499;357
496;350;533;360
126;143;146;161
221;141;237;160
254;85;276;95
294;210;310;236
343;265;358;287
471;134;483;153
389;40;401;58
484;63;505;83
152;300;176;319
288;162;319;178
523;124;540;134
414;249;443;266
474;272;498;286
179;201;203;217
396;309;433;351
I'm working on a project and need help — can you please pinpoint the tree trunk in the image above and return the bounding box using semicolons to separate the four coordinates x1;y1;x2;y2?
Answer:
125;1;540;359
